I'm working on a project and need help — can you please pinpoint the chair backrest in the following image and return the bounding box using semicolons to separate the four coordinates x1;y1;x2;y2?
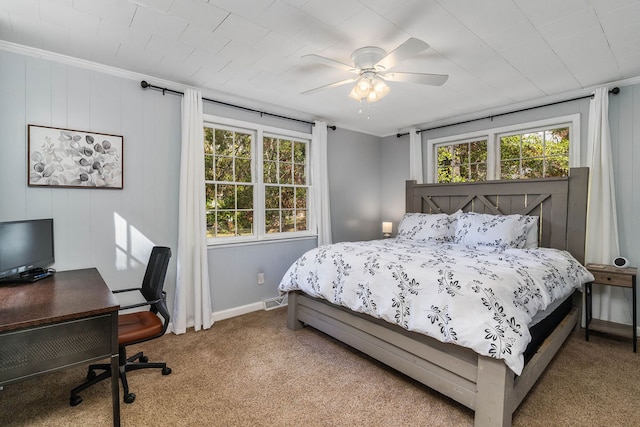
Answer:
140;246;172;328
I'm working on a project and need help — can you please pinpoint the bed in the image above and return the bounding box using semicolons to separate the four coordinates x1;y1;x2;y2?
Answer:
280;167;590;427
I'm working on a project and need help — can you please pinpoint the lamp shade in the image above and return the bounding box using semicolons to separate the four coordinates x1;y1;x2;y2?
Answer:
382;221;392;237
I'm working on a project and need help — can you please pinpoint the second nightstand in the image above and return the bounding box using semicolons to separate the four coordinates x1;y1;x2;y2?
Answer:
585;263;637;352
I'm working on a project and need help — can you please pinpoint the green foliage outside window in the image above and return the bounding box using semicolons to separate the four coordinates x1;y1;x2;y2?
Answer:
435;127;569;183
205;127;254;238
205;126;310;240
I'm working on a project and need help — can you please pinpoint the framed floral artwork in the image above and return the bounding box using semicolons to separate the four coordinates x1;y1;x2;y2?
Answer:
28;125;123;189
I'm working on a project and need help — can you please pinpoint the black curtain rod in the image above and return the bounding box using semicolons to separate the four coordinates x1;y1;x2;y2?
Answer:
396;87;620;138
140;81;317;127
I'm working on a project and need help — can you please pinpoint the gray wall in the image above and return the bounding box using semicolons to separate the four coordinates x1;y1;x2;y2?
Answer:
328;127;382;243
381;87;640;324
0;49;383;318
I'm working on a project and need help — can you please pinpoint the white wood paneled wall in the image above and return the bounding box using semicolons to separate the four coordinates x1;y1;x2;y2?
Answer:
0;50;181;308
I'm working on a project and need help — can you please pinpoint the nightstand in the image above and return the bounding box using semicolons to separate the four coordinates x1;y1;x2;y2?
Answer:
585;263;637;352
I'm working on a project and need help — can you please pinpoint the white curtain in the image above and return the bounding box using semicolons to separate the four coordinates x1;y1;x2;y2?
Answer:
311;120;332;246
585;87;627;324
409;128;423;184
173;88;213;334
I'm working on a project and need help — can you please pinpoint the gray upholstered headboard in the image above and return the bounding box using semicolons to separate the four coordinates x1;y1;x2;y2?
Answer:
405;167;589;264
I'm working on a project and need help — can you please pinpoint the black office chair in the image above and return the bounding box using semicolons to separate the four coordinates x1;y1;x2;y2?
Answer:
70;246;173;406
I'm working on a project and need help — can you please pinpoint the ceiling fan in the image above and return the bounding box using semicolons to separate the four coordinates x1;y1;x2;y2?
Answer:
301;38;448;103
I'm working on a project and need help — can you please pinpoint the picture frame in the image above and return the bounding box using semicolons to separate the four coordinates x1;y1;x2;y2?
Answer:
28;124;124;189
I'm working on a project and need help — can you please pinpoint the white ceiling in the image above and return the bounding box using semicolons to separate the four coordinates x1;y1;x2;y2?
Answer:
1;0;640;136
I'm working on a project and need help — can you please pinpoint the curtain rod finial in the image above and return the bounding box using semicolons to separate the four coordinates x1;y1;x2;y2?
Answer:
140;80;149;89
611;87;620;95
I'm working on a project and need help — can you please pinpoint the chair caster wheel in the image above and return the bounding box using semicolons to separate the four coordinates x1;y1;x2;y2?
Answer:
87;370;97;380
139;356;149;363
124;393;136;404
162;367;172;375
70;395;82;406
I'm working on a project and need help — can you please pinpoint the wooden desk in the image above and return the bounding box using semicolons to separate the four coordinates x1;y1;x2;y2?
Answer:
0;268;120;426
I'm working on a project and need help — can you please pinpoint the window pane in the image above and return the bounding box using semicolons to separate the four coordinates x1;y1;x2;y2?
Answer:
294;142;306;163
205;154;214;180
437;146;452;166
293;164;305;185
236;185;253;209
453;143;468;166
438;166;452;183
215;156;233;181
215;130;234;156
265;210;280;233
265;186;279;209
217;211;233;236
237;211;253;236
296;188;307;209
235;132;252;158
500;135;521;160
279;163;292;184
457;165;469;182
501;160;520;179
206;212;215;238
296;210;307;231
264;137;277;161
470;163;487;181
521;132;544;158
205;183;216;209
204;128;214;154
522;158;544;178
546;156;569;177
235;158;251;182
217;184;235;209
469;140;487;163
282;210;295;232
546;129;569;156
281;187;294;209
264;161;277;184
279;139;292;162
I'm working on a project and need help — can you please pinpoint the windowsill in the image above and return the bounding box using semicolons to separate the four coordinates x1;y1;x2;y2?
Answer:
207;234;317;249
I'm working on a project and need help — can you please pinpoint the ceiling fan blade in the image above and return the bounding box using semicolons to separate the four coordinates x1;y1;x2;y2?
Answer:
382;72;448;86
301;54;358;73
375;38;430;71
301;78;357;95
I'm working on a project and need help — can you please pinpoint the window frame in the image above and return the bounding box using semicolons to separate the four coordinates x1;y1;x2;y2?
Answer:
426;114;581;183
204;114;315;246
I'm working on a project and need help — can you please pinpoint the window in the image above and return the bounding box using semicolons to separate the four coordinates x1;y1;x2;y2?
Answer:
436;139;487;183
428;115;579;183
499;128;569;179
204;117;312;243
263;136;308;234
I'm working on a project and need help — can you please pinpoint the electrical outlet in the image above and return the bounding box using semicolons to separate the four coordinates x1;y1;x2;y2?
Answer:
257;272;265;285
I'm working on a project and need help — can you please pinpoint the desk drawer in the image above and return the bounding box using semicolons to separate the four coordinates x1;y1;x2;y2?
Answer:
591;271;633;288
0;314;114;384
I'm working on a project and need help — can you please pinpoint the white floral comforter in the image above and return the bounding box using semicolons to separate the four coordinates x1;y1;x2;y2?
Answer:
278;239;594;375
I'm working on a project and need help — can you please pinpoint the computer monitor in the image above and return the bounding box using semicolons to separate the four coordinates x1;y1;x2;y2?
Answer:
0;218;55;282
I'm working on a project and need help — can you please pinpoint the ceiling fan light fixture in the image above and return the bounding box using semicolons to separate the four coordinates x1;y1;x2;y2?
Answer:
348;76;390;103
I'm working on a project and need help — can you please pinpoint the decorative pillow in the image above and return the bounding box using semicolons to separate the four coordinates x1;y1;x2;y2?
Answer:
454;213;537;249
396;212;457;243
523;217;539;249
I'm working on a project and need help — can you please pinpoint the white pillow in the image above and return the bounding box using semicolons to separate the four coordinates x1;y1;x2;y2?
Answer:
396;212;456;243
523;217;539;249
454;213;537;249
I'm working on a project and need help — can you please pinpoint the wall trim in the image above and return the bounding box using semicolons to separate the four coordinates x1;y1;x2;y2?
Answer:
212;302;264;322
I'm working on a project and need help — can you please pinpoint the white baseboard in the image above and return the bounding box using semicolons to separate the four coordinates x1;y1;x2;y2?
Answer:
212;302;264;322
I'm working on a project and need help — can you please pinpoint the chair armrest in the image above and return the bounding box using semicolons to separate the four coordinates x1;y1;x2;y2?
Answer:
119;296;164;311
113;287;143;294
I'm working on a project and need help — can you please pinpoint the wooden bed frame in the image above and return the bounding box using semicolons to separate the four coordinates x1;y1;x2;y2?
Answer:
286;167;589;427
